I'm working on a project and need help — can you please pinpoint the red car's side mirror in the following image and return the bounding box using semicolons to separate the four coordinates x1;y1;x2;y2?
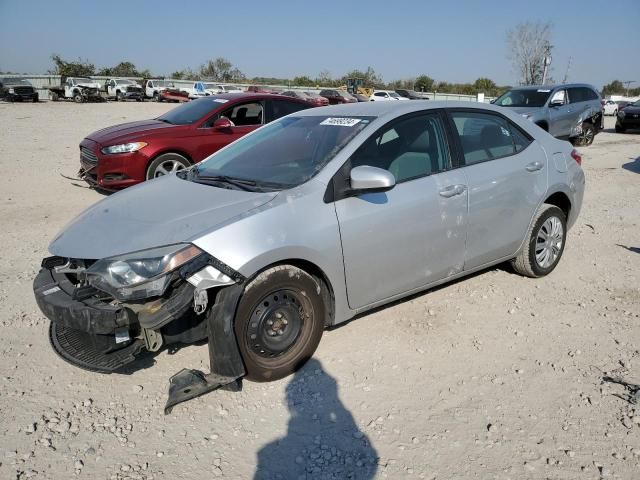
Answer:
213;117;233;130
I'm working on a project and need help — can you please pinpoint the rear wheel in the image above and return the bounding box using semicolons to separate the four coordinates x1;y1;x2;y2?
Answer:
511;204;567;278
145;153;190;180
572;122;595;146
235;266;326;382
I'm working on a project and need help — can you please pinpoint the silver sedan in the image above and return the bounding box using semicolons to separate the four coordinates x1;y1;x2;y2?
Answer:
34;101;585;410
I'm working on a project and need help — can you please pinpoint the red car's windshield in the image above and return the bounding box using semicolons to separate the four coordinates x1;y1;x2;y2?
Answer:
157;98;226;125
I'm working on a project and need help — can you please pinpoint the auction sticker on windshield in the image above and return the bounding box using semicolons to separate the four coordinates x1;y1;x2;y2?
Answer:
213;99;229;103
320;117;363;127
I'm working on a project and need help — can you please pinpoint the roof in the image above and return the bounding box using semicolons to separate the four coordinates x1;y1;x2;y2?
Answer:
509;83;597;91
294;100;508;121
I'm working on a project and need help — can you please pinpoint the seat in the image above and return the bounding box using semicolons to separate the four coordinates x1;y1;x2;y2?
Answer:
480;125;514;159
388;152;431;182
234;107;248;125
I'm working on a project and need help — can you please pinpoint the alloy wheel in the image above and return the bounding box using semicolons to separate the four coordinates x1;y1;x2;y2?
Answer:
535;216;564;268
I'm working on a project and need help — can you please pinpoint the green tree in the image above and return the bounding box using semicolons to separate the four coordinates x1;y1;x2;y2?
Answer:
293;75;314;87
199;57;241;81
48;54;95;77
414;75;434;92
473;77;497;93
602;80;626;96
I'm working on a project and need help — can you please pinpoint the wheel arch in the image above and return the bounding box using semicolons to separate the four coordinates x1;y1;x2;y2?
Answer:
544;190;571;219
242;258;336;327
535;120;549;131
145;150;194;174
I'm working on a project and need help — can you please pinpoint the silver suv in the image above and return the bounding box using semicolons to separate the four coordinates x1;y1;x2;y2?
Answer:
33;101;585;411
493;83;603;146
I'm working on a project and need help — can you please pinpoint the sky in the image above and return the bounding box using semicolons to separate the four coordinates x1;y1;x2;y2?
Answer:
0;0;638;89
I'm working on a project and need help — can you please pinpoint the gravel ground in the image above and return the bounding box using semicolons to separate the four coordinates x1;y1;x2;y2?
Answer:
0;101;638;480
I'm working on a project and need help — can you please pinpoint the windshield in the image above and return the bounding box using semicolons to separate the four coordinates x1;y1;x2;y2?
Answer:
337;91;353;99
494;89;552;107
116;79;136;85
632;100;640;107
389;92;401;98
155;80;173;87
157;97;223;125
191;115;375;189
2;78;31;85
203;83;218;89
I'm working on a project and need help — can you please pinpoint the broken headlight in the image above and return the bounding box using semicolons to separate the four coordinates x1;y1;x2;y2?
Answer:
84;244;203;301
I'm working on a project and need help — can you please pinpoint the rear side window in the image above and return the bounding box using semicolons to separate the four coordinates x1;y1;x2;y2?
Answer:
267;99;310;122
451;111;530;164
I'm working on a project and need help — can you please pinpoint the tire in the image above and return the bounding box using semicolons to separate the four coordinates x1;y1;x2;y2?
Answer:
73;91;83;103
580;122;596;146
136;97;142;102
153;92;161;102
145;153;190;180
511;204;567;278
51;92;59;102
235;265;326;382
115;91;122;101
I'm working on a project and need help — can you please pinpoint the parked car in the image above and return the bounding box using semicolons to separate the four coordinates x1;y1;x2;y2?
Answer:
615;100;631;111
395;89;425;100
49;76;103;103
142;79;175;100
615;99;640;133
602;99;620;116
77;93;313;190
370;90;409;101
36;101;584;410
0;77;39;102
281;90;329;106
104;78;144;102
352;93;370;102
319;89;357;104
246;85;277;93
493;83;603;146
213;84;243;93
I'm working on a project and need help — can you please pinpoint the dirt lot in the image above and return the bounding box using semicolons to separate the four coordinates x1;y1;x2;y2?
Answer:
0;101;638;480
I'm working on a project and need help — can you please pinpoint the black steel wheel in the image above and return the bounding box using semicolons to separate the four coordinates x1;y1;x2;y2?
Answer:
235;266;326;382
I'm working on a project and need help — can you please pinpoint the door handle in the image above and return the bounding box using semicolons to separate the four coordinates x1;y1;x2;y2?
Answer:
439;184;466;198
526;161;543;172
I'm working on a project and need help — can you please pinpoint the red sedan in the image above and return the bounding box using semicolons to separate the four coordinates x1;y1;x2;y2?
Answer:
79;93;313;190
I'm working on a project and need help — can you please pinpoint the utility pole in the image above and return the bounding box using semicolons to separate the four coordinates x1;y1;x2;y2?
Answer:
541;42;552;85
562;56;572;84
623;80;636;96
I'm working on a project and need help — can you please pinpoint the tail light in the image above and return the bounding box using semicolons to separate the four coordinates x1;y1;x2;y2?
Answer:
570;149;582;166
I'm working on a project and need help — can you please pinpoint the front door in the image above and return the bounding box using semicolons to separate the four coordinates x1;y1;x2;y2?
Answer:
548;89;574;137
448;110;548;269
334;111;468;309
194;100;265;161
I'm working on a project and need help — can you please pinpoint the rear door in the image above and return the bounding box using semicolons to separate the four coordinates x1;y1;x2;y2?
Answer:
447;109;547;270
193;100;265;161
334;111;468;309
265;98;311;123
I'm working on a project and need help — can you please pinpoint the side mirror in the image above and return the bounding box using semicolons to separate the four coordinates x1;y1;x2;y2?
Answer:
550;99;564;107
213;117;233;130
350;165;395;193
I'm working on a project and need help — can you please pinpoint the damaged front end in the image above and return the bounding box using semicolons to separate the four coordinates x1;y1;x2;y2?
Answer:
33;245;247;413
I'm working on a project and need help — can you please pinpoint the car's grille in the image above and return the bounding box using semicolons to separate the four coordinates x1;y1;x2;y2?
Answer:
14;86;34;95
80;147;98;164
126;86;142;93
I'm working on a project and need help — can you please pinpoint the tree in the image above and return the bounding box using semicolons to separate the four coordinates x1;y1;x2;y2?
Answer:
293;75;314;87
316;70;334;86
341;67;383;88
48;54;95;77
602;80;626;96
506;22;553;85
199;57;241;82
414;75;434;92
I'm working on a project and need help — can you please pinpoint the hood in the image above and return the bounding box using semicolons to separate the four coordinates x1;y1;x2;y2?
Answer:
49;175;278;259
622;105;640;114
86;119;178;144
499;106;542;116
77;82;101;89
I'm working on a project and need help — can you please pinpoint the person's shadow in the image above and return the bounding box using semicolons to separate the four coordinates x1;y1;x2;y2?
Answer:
254;358;378;479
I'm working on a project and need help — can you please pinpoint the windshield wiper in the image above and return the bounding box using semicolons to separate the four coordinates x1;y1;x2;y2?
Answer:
193;173;259;191
157;118;173;124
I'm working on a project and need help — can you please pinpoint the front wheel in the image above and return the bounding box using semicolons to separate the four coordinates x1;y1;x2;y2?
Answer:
73;91;84;103
576;122;596;146
145;153;190;180
511;204;567;278
235;266;326;382
153;92;161;102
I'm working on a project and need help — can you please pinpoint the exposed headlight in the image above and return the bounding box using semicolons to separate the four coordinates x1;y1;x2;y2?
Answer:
85;244;203;301
8;88;14;94
101;142;148;154
618;110;626;118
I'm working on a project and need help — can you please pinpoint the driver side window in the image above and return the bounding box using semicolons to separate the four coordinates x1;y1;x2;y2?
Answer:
550;90;566;105
216;102;264;127
350;113;450;183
